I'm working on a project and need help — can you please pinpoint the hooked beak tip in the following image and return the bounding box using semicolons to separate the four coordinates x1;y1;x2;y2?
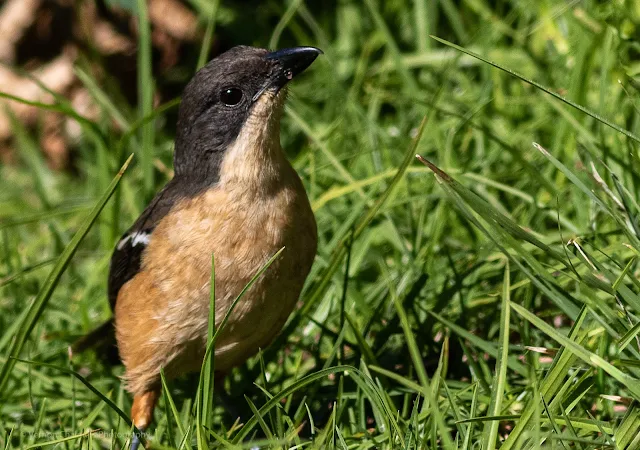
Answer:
266;46;323;81
252;46;322;102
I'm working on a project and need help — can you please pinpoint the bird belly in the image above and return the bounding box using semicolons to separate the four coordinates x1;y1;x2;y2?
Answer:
117;184;316;390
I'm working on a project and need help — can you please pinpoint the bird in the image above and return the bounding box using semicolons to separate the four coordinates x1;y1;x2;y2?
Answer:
105;45;320;446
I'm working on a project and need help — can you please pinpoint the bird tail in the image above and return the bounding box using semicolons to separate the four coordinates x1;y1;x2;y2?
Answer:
71;319;121;364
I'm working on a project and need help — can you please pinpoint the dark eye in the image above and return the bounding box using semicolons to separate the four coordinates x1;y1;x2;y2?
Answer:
220;87;243;106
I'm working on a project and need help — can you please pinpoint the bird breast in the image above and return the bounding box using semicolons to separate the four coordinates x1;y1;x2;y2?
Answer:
138;164;317;373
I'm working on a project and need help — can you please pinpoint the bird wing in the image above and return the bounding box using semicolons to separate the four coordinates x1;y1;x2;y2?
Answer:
108;179;184;310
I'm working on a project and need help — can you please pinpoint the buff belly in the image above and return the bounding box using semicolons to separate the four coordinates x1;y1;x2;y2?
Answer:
115;180;317;395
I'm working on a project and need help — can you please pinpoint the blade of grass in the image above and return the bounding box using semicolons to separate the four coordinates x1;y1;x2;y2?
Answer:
0;91;103;139
383;264;455;450
23;429;93;450
481;260;511;450
414;0;429;52
462;383;479;450
201;254;216;430
136;0;155;200
269;0;303;50
196;0;219;70
195;247;285;447
160;367;185;444
618;320;640;353
74;67;130;129
363;0;419;94
244;395;275;442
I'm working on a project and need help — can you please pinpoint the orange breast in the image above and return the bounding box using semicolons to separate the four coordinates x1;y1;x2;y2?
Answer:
114;172;317;395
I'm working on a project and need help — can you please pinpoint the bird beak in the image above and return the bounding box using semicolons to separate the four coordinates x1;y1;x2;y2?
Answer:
252;46;322;102
265;46;323;89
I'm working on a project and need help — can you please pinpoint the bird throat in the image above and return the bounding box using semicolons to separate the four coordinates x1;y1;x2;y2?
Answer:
218;90;288;195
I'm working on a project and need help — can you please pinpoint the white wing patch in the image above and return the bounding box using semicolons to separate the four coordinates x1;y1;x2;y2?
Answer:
117;231;151;250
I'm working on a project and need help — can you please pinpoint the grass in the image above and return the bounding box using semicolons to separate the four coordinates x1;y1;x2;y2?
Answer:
1;0;640;448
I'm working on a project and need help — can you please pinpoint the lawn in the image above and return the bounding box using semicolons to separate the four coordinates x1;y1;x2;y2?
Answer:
1;0;640;448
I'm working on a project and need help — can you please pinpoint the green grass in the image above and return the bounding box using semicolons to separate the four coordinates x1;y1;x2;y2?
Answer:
2;0;640;448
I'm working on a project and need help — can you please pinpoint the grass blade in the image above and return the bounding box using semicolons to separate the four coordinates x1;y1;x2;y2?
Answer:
196;0;219;70
482;261;511;450
136;0;155;199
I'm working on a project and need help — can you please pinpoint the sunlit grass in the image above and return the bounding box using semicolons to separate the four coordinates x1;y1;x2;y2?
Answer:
2;1;640;449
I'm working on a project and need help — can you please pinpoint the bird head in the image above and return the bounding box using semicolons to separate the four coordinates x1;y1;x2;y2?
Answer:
173;45;322;182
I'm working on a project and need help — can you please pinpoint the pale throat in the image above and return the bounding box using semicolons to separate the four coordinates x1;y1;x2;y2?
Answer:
218;91;289;192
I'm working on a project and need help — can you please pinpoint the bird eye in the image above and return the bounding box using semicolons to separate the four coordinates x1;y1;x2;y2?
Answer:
220;87;243;106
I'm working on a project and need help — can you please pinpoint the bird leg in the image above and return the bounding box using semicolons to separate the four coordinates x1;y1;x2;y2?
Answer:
130;389;159;450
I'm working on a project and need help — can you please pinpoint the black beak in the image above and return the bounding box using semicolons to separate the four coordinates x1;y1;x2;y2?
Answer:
265;46;323;89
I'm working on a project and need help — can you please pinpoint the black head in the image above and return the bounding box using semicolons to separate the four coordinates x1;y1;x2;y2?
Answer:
173;45;322;182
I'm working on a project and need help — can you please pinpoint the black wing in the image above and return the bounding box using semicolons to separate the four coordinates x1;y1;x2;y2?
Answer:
107;180;184;310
